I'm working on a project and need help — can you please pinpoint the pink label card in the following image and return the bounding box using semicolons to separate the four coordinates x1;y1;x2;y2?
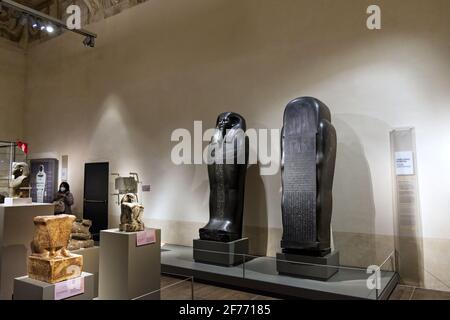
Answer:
54;276;85;300
136;229;156;246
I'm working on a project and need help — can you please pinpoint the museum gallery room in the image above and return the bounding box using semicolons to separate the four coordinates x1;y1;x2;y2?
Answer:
0;0;449;303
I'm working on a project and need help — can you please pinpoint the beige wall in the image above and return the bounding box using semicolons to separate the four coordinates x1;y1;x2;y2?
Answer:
0;39;26;140
22;0;449;289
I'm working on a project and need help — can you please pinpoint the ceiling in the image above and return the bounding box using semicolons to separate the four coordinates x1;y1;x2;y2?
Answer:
0;0;148;47
0;0;60;45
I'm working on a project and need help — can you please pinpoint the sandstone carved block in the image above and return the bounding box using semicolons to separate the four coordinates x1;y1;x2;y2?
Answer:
28;214;83;283
68;218;95;250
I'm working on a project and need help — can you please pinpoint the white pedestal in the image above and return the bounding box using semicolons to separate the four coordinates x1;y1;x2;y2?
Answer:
0;203;55;300
98;228;161;300
13;272;94;300
3;198;32;206
72;246;99;297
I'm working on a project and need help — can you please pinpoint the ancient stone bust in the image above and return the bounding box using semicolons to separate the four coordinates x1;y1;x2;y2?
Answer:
119;193;145;232
281;97;337;256
9;162;30;198
199;112;249;242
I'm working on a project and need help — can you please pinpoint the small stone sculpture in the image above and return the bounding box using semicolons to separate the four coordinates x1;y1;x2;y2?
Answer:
68;219;95;250
9;162;30;198
119;193;145;232
28;214;83;283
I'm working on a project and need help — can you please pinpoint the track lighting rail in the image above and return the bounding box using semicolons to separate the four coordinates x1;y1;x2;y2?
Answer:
0;0;97;47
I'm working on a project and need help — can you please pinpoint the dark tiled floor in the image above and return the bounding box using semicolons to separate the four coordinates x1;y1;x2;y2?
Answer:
389;285;450;300
409;288;450;300
161;275;450;300
160;275;278;300
388;285;415;300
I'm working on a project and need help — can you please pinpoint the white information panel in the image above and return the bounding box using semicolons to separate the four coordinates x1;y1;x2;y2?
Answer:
54;276;85;300
136;229;156;246
395;151;414;175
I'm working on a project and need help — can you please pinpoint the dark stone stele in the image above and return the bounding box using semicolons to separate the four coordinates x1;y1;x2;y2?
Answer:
199;112;249;242
278;97;338;280
194;112;249;266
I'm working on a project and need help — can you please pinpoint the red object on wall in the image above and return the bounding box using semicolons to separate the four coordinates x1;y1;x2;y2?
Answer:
16;141;28;154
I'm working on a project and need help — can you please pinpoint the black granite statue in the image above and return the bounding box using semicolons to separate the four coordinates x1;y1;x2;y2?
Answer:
199;112;249;242
281;97;336;256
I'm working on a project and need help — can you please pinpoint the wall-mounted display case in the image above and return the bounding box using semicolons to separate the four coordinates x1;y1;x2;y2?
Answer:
0;141;27;203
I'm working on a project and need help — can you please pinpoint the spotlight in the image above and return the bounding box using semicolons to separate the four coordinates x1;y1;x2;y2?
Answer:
83;36;95;48
34;19;46;31
46;24;54;33
30;17;38;29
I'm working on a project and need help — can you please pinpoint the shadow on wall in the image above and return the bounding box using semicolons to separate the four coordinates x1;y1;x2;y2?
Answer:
243;163;268;256
332;116;377;267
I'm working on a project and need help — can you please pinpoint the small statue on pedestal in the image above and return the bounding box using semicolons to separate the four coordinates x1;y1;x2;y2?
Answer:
28;214;83;283
9;162;30;198
119;193;145;232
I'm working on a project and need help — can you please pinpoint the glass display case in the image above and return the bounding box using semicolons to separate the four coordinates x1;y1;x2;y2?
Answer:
0;141;27;203
163;245;397;300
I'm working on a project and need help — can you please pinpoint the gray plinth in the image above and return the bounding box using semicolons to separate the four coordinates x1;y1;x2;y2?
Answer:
13;272;94;300
72;246;99;297
193;238;249;267
98;228;161;300
276;251;340;280
0;203;55;299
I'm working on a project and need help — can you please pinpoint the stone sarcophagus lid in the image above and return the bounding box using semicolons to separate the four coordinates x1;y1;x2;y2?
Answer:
199;112;249;242
28;214;83;283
